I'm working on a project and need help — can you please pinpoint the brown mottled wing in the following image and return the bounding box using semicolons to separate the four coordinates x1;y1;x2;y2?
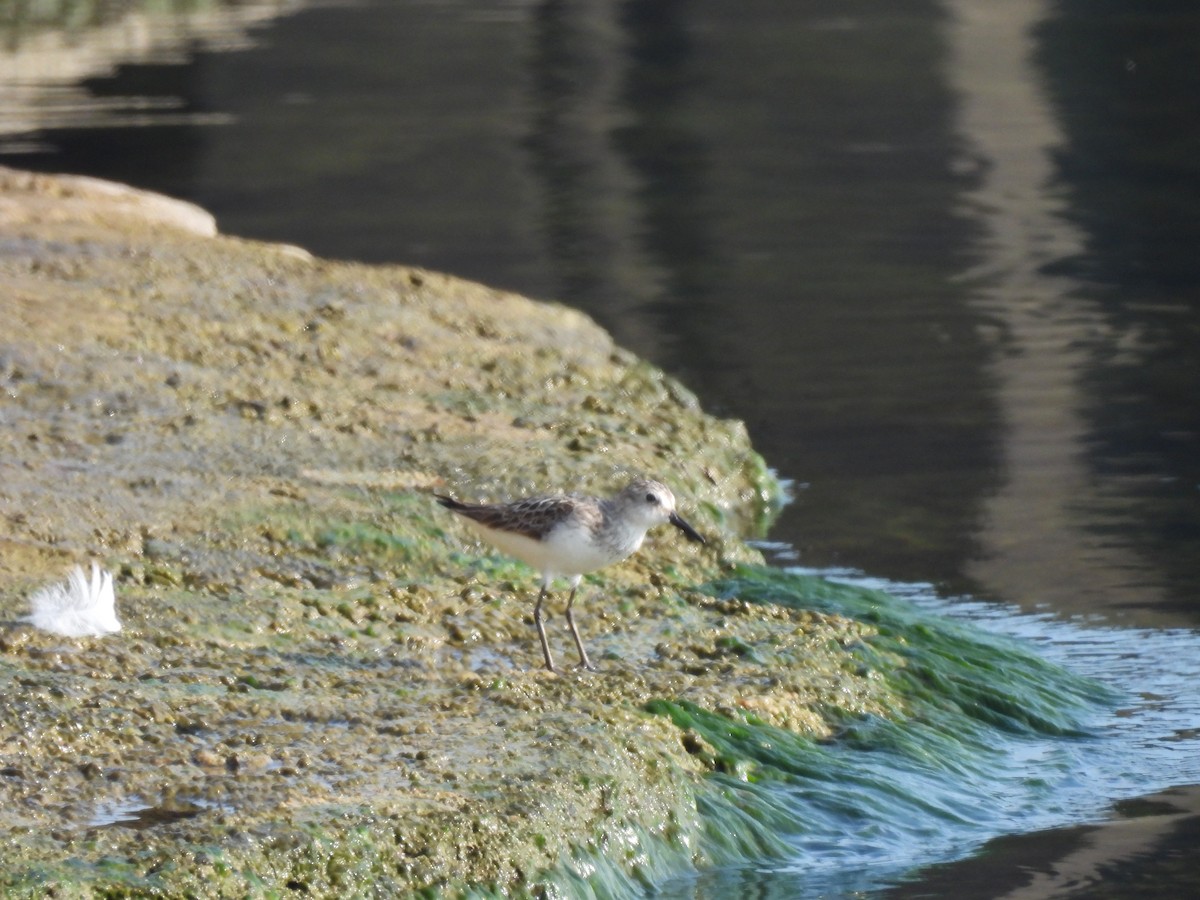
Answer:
436;494;579;540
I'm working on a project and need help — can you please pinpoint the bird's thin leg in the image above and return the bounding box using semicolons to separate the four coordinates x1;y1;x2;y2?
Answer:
564;584;595;671
533;584;557;673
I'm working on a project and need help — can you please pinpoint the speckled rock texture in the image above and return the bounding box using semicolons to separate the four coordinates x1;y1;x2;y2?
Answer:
0;167;896;896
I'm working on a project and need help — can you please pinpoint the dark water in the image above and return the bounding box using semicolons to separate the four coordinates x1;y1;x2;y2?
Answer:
3;0;1199;895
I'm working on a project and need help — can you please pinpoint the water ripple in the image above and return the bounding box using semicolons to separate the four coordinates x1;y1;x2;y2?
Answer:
654;566;1200;897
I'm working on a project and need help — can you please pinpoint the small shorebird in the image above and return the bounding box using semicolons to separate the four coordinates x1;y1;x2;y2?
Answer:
437;478;706;672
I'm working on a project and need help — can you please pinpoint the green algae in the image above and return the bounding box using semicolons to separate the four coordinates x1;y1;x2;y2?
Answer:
635;565;1119;889
646;564;1114;790
0;169;1117;897
0;167;876;897
706;565;1116;736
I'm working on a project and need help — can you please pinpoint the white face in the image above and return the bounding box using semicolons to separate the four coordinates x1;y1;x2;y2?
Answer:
618;478;706;545
621;480;676;528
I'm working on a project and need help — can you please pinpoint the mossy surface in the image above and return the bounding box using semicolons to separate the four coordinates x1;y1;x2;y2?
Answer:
0;167;902;896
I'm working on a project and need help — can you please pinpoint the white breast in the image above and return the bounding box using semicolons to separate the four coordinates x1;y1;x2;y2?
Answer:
463;517;644;580
542;518;641;577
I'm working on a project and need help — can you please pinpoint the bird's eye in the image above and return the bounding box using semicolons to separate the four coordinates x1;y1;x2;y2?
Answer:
645;493;658;504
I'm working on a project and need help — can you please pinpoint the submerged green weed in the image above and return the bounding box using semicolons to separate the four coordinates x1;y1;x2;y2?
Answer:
706;565;1114;737
643;565;1122;880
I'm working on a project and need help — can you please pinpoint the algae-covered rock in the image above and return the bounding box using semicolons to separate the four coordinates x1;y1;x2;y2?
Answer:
0;167;896;896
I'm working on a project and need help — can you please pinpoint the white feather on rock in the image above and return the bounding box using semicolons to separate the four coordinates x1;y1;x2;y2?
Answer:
26;564;122;637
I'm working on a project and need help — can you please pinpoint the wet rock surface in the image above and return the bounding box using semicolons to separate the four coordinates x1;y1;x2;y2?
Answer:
0;166;898;894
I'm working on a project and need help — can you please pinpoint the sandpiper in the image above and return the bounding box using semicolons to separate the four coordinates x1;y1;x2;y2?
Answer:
436;478;706;672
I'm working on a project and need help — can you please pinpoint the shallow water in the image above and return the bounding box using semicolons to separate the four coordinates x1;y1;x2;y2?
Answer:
639;567;1200;897
2;0;1199;894
808;570;1200;896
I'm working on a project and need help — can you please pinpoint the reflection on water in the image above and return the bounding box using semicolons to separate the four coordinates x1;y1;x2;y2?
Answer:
947;0;1168;626
1036;1;1200;627
887;784;1200;899
817;569;1200;899
3;0;1193;628
2;0;1200;893
0;0;296;146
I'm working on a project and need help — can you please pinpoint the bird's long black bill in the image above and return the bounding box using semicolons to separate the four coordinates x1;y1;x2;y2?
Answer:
670;512;706;544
